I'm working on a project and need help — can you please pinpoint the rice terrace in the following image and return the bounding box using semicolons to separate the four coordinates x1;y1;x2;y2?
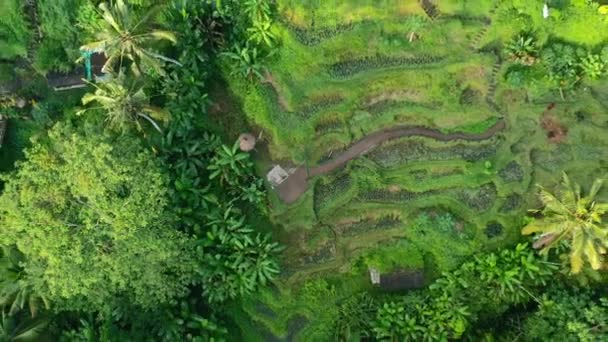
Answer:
1;0;608;340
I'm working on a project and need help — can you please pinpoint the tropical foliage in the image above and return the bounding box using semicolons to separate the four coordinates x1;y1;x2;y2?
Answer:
1;0;608;340
523;173;608;274
80;73;169;133
0;124;196;312
81;0;179;76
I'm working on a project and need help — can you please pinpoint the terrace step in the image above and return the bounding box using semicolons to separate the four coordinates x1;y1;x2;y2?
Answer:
419;0;440;20
24;0;42;63
275;120;507;203
470;26;489;51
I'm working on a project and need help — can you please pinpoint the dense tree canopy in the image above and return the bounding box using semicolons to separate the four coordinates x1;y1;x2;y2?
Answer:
0;124;196;312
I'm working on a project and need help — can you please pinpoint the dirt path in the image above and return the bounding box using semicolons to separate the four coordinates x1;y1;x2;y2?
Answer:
276;119;506;203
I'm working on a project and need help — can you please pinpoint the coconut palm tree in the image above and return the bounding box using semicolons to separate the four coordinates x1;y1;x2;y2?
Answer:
0;246;48;318
81;0;180;76
0;310;48;342
522;173;608;273
80;74;169;133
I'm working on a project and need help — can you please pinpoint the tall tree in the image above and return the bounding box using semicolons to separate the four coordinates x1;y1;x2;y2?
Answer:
523;173;608;274
81;0;180;76
80;74;169;133
0;123;196;312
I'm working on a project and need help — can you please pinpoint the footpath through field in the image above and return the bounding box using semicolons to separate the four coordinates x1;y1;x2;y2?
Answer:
277;119;506;203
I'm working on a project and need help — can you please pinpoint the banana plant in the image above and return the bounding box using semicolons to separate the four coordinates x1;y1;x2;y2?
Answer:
522;173;608;274
221;43;265;81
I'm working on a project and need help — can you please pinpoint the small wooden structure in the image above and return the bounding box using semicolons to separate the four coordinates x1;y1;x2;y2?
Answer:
267;165;290;187
0;115;7;147
369;268;381;285
48;52;108;91
372;269;425;291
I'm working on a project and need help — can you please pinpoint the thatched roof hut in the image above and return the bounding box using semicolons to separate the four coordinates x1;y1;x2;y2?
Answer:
239;133;256;151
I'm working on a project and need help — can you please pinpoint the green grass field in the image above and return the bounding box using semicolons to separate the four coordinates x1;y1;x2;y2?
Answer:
222;0;608;339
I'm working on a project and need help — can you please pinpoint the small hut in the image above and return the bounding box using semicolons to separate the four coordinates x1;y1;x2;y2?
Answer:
48;51;108;91
369;268;381;285
238;133;256;151
0;115;7;147
376;269;425;291
267;165;290;187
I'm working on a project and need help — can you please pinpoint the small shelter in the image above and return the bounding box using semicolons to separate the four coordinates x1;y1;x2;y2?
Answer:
0;115;7;147
373;269;425;291
267;165;290;187
48;50;108;91
238;133;256;151
369;268;381;285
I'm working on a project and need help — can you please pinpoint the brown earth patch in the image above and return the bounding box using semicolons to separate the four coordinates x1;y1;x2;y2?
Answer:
541;113;568;143
363;89;424;107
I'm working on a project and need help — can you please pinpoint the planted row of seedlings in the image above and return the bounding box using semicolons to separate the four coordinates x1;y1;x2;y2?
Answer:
363;99;442;116
314;120;344;135
367;139;499;168
457;183;497;211
337;215;401;237
294;95;343;120
442;14;491;25
282;20;358;46
499;193;522;213
357;188;440;203
328;54;445;78
313;174;353;215
300;242;337;266
498;161;525;183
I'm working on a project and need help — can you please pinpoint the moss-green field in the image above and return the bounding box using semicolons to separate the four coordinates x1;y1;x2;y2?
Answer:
222;0;608;339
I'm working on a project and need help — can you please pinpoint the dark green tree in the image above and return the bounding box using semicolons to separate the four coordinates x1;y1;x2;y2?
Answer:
0;123;196;312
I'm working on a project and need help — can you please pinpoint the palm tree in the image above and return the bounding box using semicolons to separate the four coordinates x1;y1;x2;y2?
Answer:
0;310;48;342
81;0;180;76
81;74;169;133
522;173;608;274
0;246;48;318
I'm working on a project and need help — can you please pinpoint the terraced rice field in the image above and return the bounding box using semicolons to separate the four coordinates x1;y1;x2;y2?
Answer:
224;1;608;339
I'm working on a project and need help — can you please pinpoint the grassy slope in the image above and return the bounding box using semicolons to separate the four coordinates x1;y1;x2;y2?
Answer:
224;1;608;340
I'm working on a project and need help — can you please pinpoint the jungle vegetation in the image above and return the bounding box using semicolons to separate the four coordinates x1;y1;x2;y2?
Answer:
0;0;607;341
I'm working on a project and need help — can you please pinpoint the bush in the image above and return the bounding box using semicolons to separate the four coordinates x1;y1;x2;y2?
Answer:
0;0;30;60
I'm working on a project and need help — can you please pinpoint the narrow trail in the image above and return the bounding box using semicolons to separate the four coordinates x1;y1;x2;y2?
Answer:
277;119;506;203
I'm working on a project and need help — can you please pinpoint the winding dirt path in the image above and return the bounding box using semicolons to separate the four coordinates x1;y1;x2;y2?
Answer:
276;119;506;203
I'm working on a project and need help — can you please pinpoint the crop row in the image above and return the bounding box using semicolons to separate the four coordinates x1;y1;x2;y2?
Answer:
364;99;441;115
314;120;344;135
328;54;445;78
498;161;524;183
358;188;439;203
457;183;497;211
338;215;401;237
294;95;343;120
500;193;522;213
367;139;499;168
442;14;491;25
313;174;353;214
284;21;357;46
